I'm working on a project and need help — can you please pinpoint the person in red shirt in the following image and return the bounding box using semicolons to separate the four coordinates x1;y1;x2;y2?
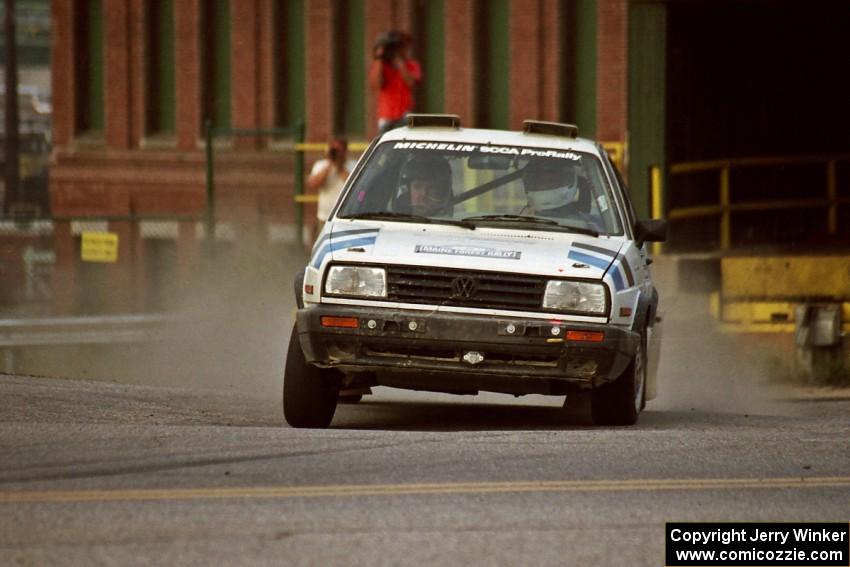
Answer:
369;31;422;135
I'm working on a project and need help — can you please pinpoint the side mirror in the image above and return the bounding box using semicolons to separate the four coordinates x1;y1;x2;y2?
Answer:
634;219;667;247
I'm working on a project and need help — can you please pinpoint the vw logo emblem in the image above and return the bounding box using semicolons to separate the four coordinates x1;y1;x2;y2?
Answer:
451;276;477;299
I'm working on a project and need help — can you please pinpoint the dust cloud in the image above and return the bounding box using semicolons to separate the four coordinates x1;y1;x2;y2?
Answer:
650;258;794;415
11;247;802;417
14;240;306;404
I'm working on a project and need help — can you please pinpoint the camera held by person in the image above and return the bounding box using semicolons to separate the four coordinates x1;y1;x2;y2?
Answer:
373;30;405;62
369;30;421;134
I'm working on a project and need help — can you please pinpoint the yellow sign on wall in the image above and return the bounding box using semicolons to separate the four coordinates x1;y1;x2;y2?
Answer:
81;232;119;263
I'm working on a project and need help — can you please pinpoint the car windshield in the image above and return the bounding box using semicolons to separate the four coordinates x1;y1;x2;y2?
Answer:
335;140;623;235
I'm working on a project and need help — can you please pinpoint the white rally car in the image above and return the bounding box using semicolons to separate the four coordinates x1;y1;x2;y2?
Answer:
285;115;667;428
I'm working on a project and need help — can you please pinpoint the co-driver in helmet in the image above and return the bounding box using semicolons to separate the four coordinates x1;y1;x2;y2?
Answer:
522;157;589;221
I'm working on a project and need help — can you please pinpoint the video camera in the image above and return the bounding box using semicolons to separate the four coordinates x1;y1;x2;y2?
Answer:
373;30;407;62
327;138;346;162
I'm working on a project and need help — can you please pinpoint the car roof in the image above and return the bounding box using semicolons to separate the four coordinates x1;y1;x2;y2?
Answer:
378;124;602;156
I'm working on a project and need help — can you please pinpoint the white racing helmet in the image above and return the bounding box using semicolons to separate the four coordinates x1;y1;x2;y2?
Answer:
523;159;579;213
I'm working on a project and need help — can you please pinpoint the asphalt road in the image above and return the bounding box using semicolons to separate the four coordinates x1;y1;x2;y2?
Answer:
2;372;849;567
3;257;849;566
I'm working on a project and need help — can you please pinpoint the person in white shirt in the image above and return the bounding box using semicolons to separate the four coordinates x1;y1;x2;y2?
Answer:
307;137;357;238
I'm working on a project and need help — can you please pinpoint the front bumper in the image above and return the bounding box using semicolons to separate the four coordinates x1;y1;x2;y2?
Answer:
296;305;638;388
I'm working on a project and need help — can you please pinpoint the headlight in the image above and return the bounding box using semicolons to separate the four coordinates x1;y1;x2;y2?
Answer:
543;280;607;314
325;266;387;298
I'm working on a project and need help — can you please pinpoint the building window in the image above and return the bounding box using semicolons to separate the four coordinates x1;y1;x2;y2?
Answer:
146;0;176;136
5;2;51;67
475;0;509;129
273;0;305;132
332;0;365;137
201;0;230;130
413;0;444;114
75;0;104;134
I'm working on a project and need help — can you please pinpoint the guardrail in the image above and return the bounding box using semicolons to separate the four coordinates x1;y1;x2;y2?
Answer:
0;314;171;374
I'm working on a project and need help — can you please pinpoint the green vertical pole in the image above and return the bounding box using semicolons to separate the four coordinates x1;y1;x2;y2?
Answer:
345;0;365;135
423;0;445;113
574;0;597;138
628;2;667;219
295;120;305;247
489;0;510;129
204;120;216;261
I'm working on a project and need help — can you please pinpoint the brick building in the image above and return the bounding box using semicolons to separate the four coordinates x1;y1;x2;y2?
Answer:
48;0;637;315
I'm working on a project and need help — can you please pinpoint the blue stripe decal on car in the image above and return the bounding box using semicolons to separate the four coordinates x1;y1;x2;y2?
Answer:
572;241;618;259
311;236;378;269
311;228;379;257
569;249;625;291
616;253;634;287
567;250;611;272
608;266;625;291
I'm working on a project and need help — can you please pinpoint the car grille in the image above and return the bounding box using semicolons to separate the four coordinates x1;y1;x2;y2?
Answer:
385;265;547;311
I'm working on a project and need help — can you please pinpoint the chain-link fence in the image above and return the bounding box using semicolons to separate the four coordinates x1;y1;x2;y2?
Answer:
0;217;53;315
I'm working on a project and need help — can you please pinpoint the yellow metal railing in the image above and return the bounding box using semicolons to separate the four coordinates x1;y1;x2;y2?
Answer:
658;153;850;251
601;142;625;172
649;165;664;256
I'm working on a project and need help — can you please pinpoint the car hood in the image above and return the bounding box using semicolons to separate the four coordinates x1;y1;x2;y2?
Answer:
320;221;623;280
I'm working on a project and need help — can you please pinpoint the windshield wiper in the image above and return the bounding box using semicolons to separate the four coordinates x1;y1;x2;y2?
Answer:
461;214;599;236
344;212;475;230
463;214;559;225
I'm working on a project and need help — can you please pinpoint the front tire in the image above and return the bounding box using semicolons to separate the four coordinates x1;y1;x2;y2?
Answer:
283;324;341;428
591;328;646;426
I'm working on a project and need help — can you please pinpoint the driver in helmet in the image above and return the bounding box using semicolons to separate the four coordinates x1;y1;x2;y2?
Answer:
400;154;453;215
522;158;586;219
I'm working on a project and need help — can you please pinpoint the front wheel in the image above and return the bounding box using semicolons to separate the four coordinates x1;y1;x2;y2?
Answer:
283;324;341;428
591;328;646;426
